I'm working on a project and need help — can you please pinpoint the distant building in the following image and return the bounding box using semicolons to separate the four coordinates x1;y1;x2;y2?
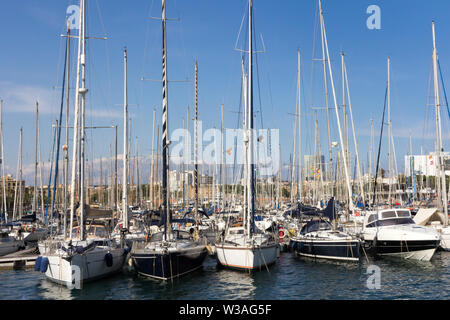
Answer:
404;153;450;177
0;174;25;194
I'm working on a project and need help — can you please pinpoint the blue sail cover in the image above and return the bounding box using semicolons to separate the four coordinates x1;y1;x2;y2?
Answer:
321;197;335;221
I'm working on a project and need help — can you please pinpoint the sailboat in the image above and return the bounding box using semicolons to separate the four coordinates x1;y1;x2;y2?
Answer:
418;21;450;251
37;0;125;286
130;0;208;281
290;198;360;261
215;0;280;271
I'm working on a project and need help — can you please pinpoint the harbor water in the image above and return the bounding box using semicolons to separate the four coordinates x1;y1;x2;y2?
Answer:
0;250;448;300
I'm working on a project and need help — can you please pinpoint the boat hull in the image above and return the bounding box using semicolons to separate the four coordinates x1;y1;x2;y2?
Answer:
289;238;360;262
365;239;440;261
43;247;125;287
215;243;280;270
131;245;208;280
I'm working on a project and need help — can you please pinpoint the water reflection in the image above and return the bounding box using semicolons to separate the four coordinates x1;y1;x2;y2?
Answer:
38;278;75;300
0;252;448;300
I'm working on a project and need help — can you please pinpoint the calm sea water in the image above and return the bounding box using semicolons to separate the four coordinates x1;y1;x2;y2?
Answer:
0;251;448;300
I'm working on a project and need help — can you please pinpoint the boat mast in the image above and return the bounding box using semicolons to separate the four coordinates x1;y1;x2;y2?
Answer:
387;57;393;206
33;102;38;215
318;0;333;199
63;20;70;238
194;61;199;223
151;108;156;210
79;0;87;241
342;54;365;204
319;0;353;213
69;0;85;240
432;21;448;224
247;0;255;236
122;48;129;229
297;50;302;203
161;0;172;241
0;101;6;222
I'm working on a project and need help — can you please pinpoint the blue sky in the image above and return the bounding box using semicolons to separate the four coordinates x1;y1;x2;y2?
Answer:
0;0;449;184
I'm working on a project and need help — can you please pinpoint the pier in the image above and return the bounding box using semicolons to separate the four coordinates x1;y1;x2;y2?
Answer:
0;248;38;270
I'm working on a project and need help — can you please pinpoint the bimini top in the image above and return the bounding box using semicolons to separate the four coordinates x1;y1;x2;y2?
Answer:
364;209;414;228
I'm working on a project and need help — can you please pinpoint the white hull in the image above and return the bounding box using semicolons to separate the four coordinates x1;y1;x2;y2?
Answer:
380;248;437;261
216;243;279;270
44;246;125;287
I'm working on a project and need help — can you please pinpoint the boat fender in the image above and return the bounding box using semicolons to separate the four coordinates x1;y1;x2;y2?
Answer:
105;253;113;267
40;257;49;273
34;256;42;272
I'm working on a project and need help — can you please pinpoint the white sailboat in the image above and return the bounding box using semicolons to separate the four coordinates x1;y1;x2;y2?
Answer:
215;0;280;271
424;21;450;251
37;0;125;287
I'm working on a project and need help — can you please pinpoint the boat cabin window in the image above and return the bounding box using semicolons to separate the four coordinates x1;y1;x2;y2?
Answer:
396;210;411;218
229;229;244;235
375;218;415;227
381;211;397;219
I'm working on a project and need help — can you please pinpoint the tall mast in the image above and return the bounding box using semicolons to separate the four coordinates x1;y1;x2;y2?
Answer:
318;0;333;197
79;0;87;241
387;57;392;206
0;101;6;222
194;61;199;222
241;57;248;219
297;49;302;202
319;0;353;212
63;20;70;238
122;48;129;229
291;101;297;203
33;102;38;215
342;54;365;204
69;0;86;240
19;128;23;219
221;104;225;210
161;0;171;240
432;21;448;224
150;108;156;210
247;0;255;235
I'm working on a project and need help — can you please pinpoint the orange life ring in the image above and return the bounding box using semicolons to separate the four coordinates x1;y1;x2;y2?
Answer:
355;212;360;217
279;229;286;239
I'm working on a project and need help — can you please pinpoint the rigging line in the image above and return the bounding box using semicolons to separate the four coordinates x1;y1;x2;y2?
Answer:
95;0;112;111
252;9;264;130
372;85;389;208
51;37;69;222
234;2;249;51
437;58;450;120
309;0;320;113
139;0;156;109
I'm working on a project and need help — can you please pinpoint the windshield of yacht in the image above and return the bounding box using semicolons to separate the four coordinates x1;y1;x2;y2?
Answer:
396;210;411;218
375;218;415;227
381;211;397;219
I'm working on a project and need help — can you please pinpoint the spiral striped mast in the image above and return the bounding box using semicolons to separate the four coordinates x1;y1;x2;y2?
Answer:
194;61;199;223
161;0;171;240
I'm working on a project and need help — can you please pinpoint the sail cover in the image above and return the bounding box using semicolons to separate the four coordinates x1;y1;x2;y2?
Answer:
413;208;445;226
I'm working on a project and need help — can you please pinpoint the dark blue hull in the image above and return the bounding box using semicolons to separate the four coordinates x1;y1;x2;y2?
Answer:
290;238;360;261
131;246;208;280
